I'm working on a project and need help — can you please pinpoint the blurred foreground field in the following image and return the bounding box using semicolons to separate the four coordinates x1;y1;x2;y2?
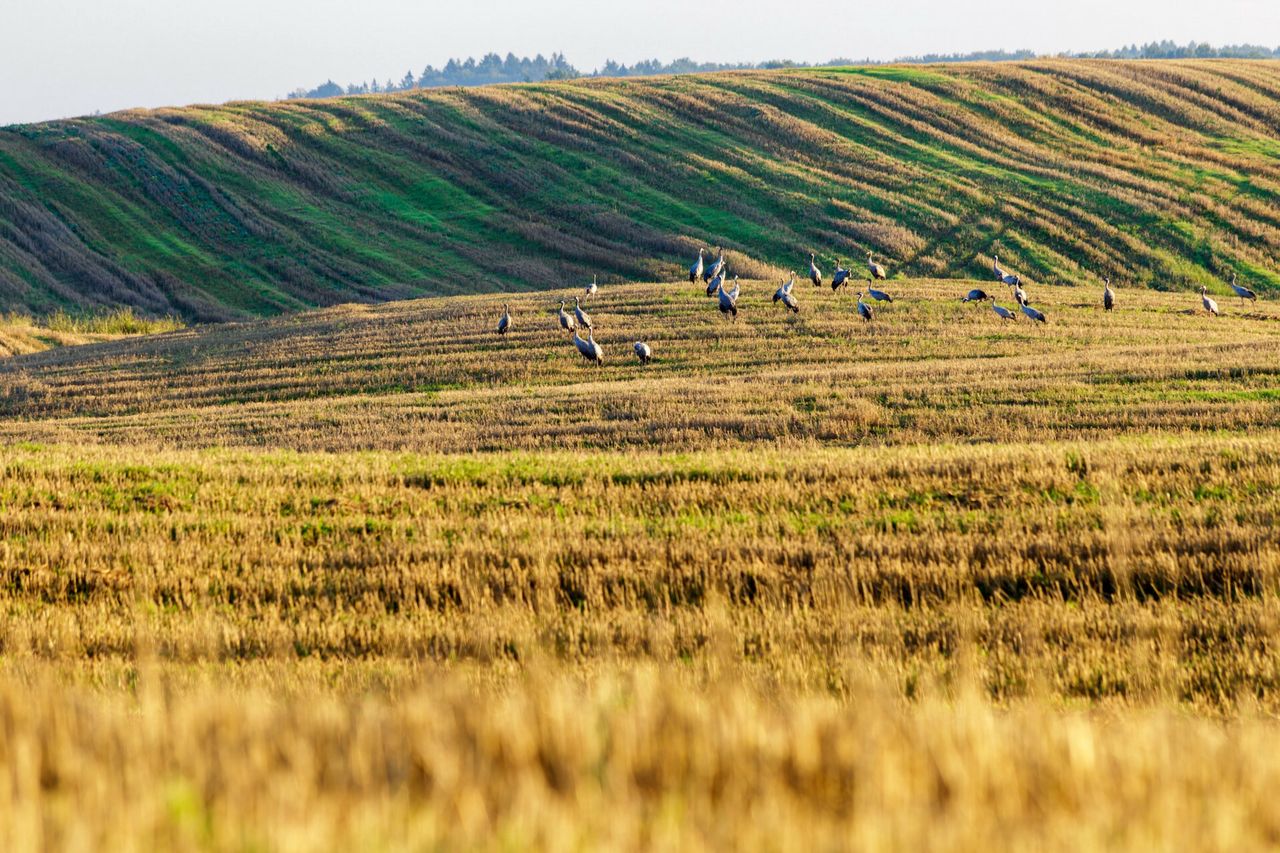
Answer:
2;281;1280;848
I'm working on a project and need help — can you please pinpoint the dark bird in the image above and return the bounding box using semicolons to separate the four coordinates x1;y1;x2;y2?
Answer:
962;288;990;303
1103;277;1115;311
856;291;874;322
832;261;851;291
718;275;740;321
706;269;725;298
864;278;893;303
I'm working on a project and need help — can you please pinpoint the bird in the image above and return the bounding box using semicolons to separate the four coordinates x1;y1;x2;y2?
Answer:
856;291;874;322
1103;277;1115;312
572;330;604;365
994;254;1022;287
962;288;990;303
1228;271;1257;305
573;296;592;330
864;278;893;303
831;261;851;291
988;297;1015;321
706;269;725;298
867;251;888;280
633;341;652;364
1199;285;1219;317
585;275;598;298
773;275;799;313
1009;281;1028;307
558;299;577;332
496;303;511;335
689;248;705;284
718;275;740;320
809;253;823;288
1020;302;1046;324
704;247;725;283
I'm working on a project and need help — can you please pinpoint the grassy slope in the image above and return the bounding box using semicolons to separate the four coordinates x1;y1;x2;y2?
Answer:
3;60;1280;320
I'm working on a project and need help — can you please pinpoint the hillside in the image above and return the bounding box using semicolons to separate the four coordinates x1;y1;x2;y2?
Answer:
3;60;1280;320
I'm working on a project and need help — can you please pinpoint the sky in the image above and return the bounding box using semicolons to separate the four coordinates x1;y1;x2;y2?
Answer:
3;0;1279;126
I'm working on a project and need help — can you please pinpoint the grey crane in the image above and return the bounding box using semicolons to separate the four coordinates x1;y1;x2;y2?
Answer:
994;254;1022;287
1200;285;1219;317
706;269;725;298
633;341;652;365
689;248;705;284
704;247;725;283
962;287;990;303
558;299;577;333
1228;272;1257;305
1103;277;1115;311
572;330;604;365
831;261;851;291
864;278;893;303
496;303;511;335
773;274;799;313
856;290;874;322
988;296;1015;321
809;253;823;287
718;275;740;321
1020;302;1047;324
585;274;598;298
573;296;592;330
867;251;888;280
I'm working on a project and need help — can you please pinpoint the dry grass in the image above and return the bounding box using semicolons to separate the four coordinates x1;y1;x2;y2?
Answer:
1;281;1279;847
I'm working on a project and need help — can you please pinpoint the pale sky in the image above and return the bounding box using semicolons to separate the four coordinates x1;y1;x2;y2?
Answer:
3;0;1279;126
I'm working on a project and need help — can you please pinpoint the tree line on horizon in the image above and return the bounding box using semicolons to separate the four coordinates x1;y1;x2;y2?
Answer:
285;41;1280;100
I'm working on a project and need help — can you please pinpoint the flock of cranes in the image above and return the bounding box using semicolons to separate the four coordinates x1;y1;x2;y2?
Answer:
494;245;1265;365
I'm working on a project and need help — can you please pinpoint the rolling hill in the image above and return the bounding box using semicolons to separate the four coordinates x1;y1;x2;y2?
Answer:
3;60;1280;321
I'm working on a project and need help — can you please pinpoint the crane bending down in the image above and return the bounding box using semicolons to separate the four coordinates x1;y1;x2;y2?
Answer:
864;278;893;303
962;288;990;303
633;341;652;364
988;297;1015;320
1020;302;1047;324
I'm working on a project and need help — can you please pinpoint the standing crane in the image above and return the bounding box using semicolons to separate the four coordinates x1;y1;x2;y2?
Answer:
718;275;740;321
867;251;888;280
864;278;893;303
1228;272;1257;305
1009;281;1028;307
1020;302;1047;324
572;330;604;365
988;296;1016;321
856;290;874;322
1103;277;1115;312
558;299;577;333
689;248;705;284
573;296;592;330
773;274;799;313
831;261;851;291
585;275;598;298
809;253;823;288
633;341;652;365
706;268;725;298
705;247;725;283
1199;285;1219;316
496;303;511;335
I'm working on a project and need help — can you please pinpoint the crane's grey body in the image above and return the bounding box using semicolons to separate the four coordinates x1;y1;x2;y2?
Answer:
573;330;604;365
831;262;850;291
1010;281;1028;307
496;303;511;335
1229;272;1257;304
1200;285;1219;316
809;253;823;287
773;275;799;313
962;288;989;303
864;278;893;302
573;296;592;330
1103;278;1115;311
718;275;740;320
633;341;652;364
558;299;577;332
989;297;1015;320
706;270;725;298
705;248;725;283
689;248;704;284
856;291;874;322
867;251;887;281
1020;303;1046;323
994;254;1021;287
